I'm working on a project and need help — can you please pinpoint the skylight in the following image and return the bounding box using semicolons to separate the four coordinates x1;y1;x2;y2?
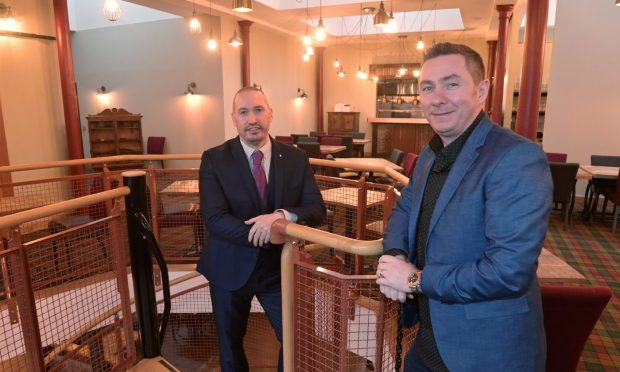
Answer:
305;9;464;37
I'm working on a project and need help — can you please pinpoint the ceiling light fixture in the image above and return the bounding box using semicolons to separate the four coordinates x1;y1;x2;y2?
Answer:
96;86;107;95
373;0;389;28
227;29;243;46
315;0;326;41
356;3;367;80
102;0;121;22
334;58;340;68
207;0;217;50
228;10;243;47
184;82;197;95
337;67;346;78
297;88;308;100
232;0;252;13
416;0;425;50
386;0;398;33
189;1;201;35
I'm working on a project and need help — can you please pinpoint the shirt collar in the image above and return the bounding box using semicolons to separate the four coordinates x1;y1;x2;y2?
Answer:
240;137;272;160
429;110;484;172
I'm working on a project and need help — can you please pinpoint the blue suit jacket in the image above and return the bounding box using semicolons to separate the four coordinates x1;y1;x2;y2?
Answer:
197;136;326;290
383;116;552;371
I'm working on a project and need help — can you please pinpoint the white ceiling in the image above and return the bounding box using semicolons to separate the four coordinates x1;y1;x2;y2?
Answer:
68;0;556;44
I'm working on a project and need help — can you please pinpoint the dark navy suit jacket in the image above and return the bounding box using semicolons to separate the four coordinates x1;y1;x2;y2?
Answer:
197;136;325;290
384;116;552;371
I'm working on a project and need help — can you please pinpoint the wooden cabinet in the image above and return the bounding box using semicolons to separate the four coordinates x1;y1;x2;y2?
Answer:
87;108;144;170
327;112;360;133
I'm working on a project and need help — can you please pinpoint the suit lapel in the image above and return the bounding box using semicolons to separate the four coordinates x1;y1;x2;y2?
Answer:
271;138;285;210
428;118;493;234
231;137;262;210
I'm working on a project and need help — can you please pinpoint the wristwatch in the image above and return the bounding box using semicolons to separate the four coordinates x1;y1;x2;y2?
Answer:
407;271;422;293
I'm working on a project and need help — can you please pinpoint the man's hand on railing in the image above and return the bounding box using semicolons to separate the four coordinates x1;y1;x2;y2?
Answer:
376;254;418;302
245;211;286;247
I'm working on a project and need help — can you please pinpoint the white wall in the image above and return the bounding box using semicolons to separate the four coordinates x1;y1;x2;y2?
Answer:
72;15;225;169
543;0;620;167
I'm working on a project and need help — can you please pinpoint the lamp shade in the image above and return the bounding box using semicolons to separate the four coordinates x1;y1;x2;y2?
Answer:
227;29;243;46
373;1;389;27
232;0;253;13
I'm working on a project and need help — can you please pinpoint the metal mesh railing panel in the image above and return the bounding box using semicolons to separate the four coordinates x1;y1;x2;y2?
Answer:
149;169;204;263
0;248;30;371
159;281;280;370
24;215;134;371
294;262;415;372
0;174;108;243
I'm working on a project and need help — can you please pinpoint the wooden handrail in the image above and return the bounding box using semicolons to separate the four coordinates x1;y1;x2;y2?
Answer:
0;187;130;229
0;155;409;186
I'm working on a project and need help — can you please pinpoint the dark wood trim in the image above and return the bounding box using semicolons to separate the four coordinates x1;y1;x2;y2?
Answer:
0;30;56;40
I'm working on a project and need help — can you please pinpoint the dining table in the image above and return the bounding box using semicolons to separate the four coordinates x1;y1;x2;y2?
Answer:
578;165;619;221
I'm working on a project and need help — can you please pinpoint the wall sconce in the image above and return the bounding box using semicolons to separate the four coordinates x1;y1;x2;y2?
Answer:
0;2;13;20
232;0;253;13
297;88;308;100
96;86;111;108
103;0;122;21
184;82;197;95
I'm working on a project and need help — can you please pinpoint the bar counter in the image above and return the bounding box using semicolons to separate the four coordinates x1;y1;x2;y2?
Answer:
369;117;434;157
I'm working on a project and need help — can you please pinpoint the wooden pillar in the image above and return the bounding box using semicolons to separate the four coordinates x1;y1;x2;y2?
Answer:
315;47;325;132
238;21;253;87
485;40;497;113
515;0;549;141
490;4;514;125
53;0;85;175
0;97;13;196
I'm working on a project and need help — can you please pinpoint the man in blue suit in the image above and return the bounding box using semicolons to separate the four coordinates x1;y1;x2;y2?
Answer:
197;86;325;371
376;43;552;371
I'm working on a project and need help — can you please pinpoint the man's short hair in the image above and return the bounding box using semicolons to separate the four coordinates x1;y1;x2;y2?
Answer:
423;43;485;83
232;86;270;112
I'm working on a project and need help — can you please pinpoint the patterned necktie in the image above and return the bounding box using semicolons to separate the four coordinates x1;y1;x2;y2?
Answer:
251;150;268;206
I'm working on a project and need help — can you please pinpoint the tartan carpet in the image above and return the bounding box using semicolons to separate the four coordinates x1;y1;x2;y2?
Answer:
544;207;620;371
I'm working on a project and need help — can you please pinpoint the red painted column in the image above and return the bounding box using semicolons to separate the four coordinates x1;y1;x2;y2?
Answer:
53;0;85;175
315;47;325;132
238;21;253;87
515;0;549;141
490;4;514;125
485;40;497;113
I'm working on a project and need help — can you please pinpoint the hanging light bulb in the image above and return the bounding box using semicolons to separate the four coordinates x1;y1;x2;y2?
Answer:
337;67;346;78
189;11;202;34
305;46;314;56
103;0;121;21
302;53;310;62
372;75;379;83
413;69;420;78
333;58;340;68
356;67;368;80
301;33;312;46
416;36;425;50
207;31;218;50
386;12;397;33
315;19;327;42
398;66;407;76
206;0;216;50
227;29;243;47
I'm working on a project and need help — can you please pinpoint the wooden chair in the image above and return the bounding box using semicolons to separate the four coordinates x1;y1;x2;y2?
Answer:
275;135;294;145
601;167;620;232
541;284;611;372
549;162;579;229
545;152;567;163
147;136;166;168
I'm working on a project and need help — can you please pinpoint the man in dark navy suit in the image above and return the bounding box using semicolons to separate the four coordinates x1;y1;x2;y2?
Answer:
197;86;325;372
